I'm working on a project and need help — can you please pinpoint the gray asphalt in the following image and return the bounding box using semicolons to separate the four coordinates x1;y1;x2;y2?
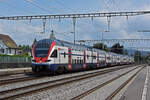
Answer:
146;66;150;100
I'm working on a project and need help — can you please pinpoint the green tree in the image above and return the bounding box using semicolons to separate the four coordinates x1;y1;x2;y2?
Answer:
111;43;124;54
19;45;32;56
93;43;109;52
134;50;142;63
124;49;128;55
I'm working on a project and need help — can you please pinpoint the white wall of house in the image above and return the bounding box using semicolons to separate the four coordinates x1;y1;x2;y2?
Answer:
0;40;18;55
0;40;7;54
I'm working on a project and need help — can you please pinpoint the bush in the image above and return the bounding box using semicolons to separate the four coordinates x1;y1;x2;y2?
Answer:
0;54;31;58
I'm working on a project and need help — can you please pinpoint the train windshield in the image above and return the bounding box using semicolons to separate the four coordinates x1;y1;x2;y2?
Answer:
35;40;52;57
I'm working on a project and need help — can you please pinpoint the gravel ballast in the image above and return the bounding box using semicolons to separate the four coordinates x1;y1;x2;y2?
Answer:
16;66;139;100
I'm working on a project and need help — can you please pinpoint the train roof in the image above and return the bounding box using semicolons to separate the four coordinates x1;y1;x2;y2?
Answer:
37;39;106;53
36;38;133;58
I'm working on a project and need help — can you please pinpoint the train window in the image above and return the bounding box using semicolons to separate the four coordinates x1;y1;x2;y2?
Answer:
107;57;111;60
77;60;78;64
87;55;89;59
93;56;96;59
35;42;50;57
51;49;57;58
77;59;80;64
75;59;76;64
82;60;83;63
80;60;82;64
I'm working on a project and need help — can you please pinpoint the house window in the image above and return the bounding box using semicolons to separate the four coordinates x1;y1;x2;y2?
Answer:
0;49;4;54
15;49;16;55
9;48;11;54
2;49;4;53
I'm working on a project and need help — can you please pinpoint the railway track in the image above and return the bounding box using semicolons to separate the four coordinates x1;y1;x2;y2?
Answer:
0;68;31;78
0;75;43;86
0;64;142;100
0;72;26;78
71;65;145;100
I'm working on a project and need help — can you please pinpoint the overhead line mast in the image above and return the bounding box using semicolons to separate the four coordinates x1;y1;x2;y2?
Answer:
0;11;150;20
76;39;150;44
1;10;150;44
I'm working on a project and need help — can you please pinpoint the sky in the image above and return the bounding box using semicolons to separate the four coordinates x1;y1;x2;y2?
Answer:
0;0;150;50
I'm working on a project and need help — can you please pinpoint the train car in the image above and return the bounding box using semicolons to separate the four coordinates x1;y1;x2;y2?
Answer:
105;53;112;66
31;38;134;74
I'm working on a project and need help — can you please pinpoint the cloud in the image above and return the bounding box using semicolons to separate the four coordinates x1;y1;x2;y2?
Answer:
0;0;150;50
0;21;43;45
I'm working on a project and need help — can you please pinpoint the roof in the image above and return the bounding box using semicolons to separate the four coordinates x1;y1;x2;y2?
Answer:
37;38;134;58
36;39;106;54
0;34;18;48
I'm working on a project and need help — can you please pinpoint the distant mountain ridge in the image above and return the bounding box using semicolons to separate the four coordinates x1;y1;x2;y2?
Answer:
126;49;150;56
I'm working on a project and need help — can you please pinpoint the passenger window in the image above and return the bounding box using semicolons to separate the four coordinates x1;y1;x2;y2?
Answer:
75;59;76;64
87;55;89;59
82;60;84;63
107;57;111;60
51;49;57;58
77;60;79;64
93;56;96;59
80;60;82;64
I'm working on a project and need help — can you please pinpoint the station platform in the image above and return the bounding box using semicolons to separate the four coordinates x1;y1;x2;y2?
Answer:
0;68;31;76
120;66;150;100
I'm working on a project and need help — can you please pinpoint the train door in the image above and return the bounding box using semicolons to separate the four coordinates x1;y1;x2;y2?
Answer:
68;48;72;70
58;48;61;64
97;53;100;67
92;51;93;63
104;54;106;66
83;50;86;69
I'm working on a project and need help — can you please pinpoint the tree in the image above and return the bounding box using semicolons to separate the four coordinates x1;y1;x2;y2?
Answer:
19;45;32;56
124;50;128;55
93;43;110;52
134;50;142;63
111;43;124;54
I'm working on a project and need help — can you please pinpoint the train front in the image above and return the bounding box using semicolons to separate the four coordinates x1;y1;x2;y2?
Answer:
31;39;56;73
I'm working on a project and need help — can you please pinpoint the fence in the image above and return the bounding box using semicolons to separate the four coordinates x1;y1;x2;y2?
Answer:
0;56;31;69
0;56;31;63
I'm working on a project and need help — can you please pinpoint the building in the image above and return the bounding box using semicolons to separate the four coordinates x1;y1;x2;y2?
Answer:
0;34;19;55
50;30;56;39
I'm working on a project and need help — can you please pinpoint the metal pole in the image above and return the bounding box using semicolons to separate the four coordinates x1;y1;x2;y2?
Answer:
42;19;46;34
102;32;104;49
73;17;76;44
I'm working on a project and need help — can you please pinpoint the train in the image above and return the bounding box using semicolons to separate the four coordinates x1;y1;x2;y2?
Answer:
31;38;134;74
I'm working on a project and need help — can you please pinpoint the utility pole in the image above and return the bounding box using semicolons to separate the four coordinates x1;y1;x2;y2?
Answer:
73;17;76;44
101;30;109;50
102;31;104;50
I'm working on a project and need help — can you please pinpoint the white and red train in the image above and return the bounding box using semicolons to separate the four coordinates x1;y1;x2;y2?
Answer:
32;39;134;74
